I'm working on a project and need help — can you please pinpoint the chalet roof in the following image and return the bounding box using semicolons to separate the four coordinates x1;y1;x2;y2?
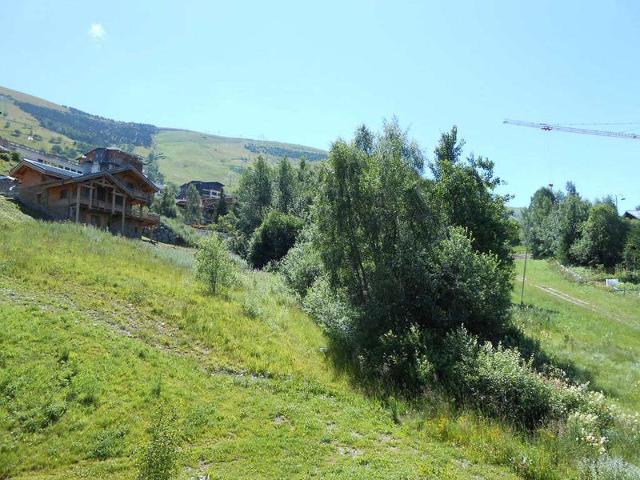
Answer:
11;158;159;201
13;158;83;178
624;210;640;220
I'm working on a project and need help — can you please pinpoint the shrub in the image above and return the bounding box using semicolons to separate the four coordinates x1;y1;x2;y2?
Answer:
279;236;322;297
429;227;513;335
136;404;180;480
91;428;127;460
303;276;359;343
440;328;559;428
194;234;236;294
248;211;303;269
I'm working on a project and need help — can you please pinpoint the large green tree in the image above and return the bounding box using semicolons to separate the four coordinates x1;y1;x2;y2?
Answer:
549;183;590;264
237;156;273;235
274;157;296;214
571;203;627;267
522;187;557;258
183;184;203;224
313;121;512;343
430;127;516;265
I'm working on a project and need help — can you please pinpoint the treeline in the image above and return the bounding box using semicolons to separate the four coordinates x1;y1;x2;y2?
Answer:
244;142;327;162
15;102;158;148
522;183;640;279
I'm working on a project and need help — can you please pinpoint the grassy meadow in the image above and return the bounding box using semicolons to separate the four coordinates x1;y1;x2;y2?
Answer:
1;202;639;479
153;129;325;188
514;258;640;410
1;206;520;480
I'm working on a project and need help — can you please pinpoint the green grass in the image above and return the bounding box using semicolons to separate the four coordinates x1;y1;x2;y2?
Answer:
0;210;523;479
2;199;639;479
514;258;640;411
153;129;325;188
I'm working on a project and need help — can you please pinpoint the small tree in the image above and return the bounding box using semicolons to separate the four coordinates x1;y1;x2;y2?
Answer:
194;234;235;294
248;211;303;269
237;156;273;235
145;151;165;186
215;187;228;220
152;183;178;218
275;157;296;214
184;184;203;225
136;404;179;480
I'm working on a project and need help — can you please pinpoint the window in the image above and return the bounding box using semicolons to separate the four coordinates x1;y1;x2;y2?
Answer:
82;187;91;198
97;187;106;202
60;189;68;199
115;196;123;206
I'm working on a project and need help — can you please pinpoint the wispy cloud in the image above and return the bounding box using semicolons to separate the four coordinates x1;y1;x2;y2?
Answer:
88;23;106;41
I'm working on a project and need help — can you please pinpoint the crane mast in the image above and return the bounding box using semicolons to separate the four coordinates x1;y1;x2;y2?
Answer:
503;119;640;140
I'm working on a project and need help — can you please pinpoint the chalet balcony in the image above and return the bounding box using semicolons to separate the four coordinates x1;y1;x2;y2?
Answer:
74;197;160;223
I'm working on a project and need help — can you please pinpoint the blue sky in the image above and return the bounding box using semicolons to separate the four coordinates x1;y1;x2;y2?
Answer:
2;0;640;209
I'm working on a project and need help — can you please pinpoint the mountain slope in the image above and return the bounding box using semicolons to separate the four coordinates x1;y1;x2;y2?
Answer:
0;209;519;480
0;85;327;188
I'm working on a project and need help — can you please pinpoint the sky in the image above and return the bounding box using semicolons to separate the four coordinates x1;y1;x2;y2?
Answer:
2;0;640;209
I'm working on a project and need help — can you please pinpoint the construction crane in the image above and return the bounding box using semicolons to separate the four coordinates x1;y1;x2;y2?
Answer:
503;119;640;141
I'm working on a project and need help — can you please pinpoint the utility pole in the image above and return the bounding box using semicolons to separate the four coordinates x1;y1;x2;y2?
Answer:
520;246;528;306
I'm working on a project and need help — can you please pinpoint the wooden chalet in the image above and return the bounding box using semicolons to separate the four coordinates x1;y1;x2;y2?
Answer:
176;180;232;223
10;148;159;237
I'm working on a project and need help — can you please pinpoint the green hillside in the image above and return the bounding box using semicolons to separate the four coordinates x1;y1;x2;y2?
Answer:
2;198;640;479
0;203;520;480
0;85;326;188
153;129;326;187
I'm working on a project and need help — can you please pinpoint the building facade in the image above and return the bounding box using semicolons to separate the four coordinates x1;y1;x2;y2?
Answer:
10;148;159;237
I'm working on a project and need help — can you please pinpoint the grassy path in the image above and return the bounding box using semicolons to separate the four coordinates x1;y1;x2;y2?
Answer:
515;258;640;409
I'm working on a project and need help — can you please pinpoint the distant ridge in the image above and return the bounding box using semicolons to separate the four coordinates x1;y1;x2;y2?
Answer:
0;85;327;187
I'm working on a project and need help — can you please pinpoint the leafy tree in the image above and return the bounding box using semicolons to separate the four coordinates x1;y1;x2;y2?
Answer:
550;183;590;264
522;187;557;258
274;157;296;214
571;203;628;267
214;187;228;220
152;183;178;218
311;122;514;388
145;151;165;186
183;184;203;224
623;221;640;272
10;151;21;164
248;211;303;269
237;156;273;235
292;157;318;217
431;149;516;266
194;234;236;294
432;125;464;168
